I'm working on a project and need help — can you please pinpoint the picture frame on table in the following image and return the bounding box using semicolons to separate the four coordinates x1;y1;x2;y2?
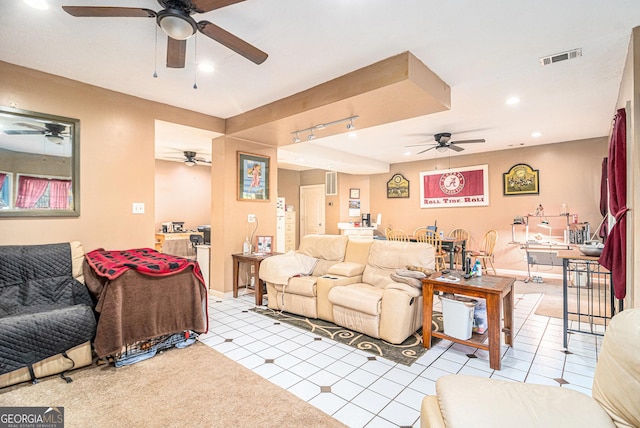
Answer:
256;236;273;254
238;152;270;201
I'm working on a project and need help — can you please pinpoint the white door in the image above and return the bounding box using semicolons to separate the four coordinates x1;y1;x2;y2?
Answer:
300;184;325;236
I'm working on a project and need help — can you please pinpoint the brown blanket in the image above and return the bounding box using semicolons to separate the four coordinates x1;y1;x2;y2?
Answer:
83;258;208;359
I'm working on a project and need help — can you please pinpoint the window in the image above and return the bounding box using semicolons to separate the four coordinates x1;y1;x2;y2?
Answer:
0;172;12;209
15;174;72;210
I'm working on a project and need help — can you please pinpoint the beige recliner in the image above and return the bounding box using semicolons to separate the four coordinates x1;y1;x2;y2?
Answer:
328;240;435;344
261;234;371;318
420;308;640;428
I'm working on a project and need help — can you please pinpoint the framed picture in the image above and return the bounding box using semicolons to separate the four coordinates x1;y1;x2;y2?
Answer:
503;163;539;196
238;152;270;201
350;188;360;199
387;173;409;198
419;165;489;208
256;235;273;254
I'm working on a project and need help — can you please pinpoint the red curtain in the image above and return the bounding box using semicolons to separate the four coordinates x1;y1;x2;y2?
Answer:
599;108;628;299
0;173;6;187
49;179;71;209
15;176;48;208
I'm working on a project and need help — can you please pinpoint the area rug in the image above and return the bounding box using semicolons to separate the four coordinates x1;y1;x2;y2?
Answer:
251;307;443;366
0;342;345;428
533;281;613;325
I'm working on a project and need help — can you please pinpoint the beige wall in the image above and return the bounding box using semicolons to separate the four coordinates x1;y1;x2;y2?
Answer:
0;61;223;254
155;160;211;232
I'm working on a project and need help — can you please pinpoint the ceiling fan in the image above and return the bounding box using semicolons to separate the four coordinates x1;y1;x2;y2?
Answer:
406;132;486;154
3;122;70;144
62;0;268;67
169;150;212;166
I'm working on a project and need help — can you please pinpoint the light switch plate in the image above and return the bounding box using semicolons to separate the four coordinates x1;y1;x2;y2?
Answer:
248;214;256;223
132;203;145;214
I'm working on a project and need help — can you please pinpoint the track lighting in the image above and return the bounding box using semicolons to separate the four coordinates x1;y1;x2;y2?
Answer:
291;115;359;143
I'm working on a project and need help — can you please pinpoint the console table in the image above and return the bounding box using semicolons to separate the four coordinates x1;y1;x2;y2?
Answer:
232;253;278;306
422;273;515;370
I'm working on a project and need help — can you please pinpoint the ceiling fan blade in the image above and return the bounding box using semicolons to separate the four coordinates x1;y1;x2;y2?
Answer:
167;37;187;68
12;122;48;132
198;21;268;65
448;144;465;152
62;6;156;18
191;0;245;13
404;143;432;147
4;130;43;135
450;138;486;144
417;146;436;154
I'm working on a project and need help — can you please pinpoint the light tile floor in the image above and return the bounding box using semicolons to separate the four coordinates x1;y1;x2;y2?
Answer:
199;289;602;428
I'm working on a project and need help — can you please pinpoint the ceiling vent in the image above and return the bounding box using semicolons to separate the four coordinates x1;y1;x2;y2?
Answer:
539;48;582;66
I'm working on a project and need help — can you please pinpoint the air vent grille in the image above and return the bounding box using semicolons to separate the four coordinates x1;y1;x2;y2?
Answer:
326;172;337;195
540;48;582;66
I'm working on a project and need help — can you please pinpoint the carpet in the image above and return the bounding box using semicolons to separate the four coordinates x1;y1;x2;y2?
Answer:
0;342;345;428
252;307;443;366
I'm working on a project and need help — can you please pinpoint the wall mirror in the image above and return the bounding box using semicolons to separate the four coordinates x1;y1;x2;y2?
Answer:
0;106;80;217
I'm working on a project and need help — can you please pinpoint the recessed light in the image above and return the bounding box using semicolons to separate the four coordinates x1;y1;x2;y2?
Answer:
531;131;542;138
24;0;48;10
198;63;215;73
506;96;520;105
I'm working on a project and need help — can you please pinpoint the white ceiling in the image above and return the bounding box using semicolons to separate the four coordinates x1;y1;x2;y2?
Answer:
1;0;639;174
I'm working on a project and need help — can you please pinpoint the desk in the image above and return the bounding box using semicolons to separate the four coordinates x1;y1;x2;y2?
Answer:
156;232;203;258
232;253;278;306
422;273;514;370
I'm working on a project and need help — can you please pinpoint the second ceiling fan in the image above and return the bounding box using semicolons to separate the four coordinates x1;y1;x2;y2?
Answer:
62;0;268;68
406;132;486;154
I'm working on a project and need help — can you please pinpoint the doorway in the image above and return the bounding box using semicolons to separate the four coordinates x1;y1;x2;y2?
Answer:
300;184;325;236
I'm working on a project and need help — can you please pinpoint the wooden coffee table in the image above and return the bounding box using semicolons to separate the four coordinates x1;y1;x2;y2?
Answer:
422;272;515;370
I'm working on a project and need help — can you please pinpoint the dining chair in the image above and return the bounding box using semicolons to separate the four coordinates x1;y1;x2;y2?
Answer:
386;228;410;242
154;233;165;252
447;228;470;269
415;229;446;271
468;229;498;275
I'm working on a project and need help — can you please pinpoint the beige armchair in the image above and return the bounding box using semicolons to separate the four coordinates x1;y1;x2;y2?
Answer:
420;308;640;428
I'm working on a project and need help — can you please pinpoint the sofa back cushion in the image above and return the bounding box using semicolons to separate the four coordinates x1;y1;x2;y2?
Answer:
592;308;640;428
297;234;349;276
363;240;435;288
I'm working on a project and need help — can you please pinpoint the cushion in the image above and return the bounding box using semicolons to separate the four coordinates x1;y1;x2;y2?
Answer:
390;273;422;289
406;264;435;275
328;284;383;316
328;262;365;277
286;276;318;297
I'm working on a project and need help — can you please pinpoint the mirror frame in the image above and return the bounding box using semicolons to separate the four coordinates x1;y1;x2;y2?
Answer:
0;106;80;217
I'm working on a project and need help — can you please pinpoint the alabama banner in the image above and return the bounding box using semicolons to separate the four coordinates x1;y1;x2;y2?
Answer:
419;165;489;208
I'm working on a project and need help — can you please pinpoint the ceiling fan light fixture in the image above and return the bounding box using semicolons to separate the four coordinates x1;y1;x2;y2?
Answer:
157;9;196;41
436;146;449;153
45;134;64;144
184;159;196;166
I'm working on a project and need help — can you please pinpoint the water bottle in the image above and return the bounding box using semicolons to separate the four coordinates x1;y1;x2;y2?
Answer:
475;260;483;277
243;236;251;255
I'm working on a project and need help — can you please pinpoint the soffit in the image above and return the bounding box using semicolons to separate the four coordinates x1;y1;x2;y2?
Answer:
224;52;451;146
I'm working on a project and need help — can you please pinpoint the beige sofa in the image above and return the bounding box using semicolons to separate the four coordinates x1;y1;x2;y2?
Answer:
260;234;435;344
420;308;640;428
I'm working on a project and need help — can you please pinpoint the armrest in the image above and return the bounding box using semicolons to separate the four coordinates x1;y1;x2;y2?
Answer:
420;396;445;428
316;275;362;322
385;281;422;297
327;262;365;277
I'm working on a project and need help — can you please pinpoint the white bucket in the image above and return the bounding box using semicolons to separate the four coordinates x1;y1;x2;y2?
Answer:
439;295;478;340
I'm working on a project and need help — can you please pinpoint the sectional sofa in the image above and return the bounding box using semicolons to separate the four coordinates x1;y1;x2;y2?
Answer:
259;234;436;344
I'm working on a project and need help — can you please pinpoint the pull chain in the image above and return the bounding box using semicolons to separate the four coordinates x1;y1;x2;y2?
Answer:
193;33;198;89
153;25;158;78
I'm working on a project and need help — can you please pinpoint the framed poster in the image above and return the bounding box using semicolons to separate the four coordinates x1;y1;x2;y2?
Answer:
503;163;539;195
238;152;270;201
387;173;409;198
350;188;360;199
348;199;361;217
419;165;489;208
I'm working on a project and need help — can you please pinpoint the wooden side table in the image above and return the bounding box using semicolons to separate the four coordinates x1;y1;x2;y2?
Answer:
232;253;278;306
422;273;515;370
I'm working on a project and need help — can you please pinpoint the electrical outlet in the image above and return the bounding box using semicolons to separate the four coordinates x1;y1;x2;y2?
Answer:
132;202;145;214
248;214;256;223
250;265;255;273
